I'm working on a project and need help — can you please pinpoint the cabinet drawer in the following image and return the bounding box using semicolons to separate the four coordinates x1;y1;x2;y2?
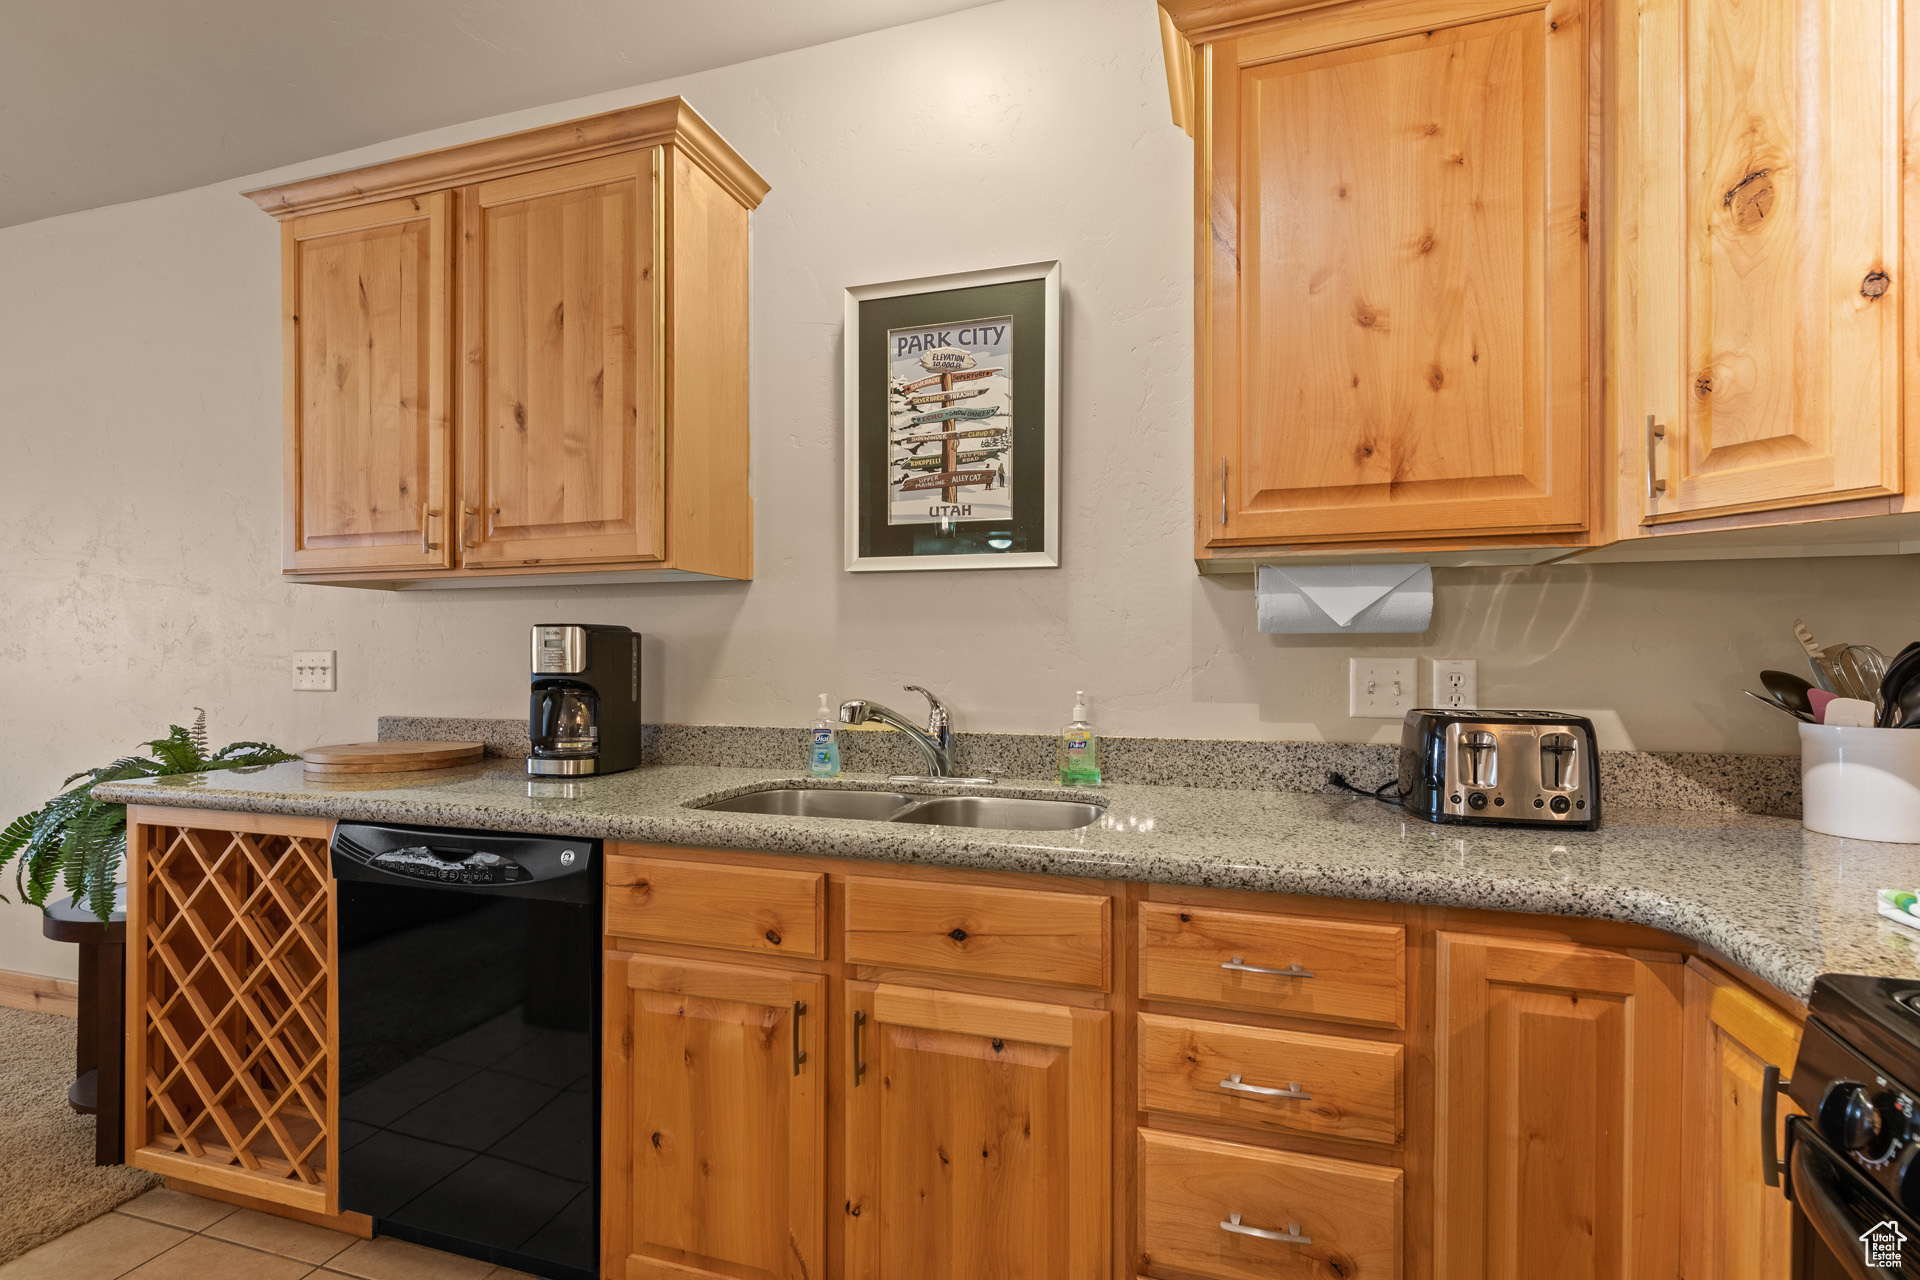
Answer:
845;877;1110;990
1137;1013;1402;1146
1139;902;1405;1028
605;854;823;959
1139;1130;1401;1280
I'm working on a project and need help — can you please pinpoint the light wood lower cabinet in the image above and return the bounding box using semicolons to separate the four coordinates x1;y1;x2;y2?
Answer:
1680;958;1804;1280
1138;1130;1402;1280
602;952;825;1280
586;844;1808;1280
843;983;1111;1280
1136;1012;1403;1146
1433;932;1685;1280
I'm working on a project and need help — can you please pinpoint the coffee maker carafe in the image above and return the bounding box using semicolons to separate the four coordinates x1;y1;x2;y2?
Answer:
528;624;641;776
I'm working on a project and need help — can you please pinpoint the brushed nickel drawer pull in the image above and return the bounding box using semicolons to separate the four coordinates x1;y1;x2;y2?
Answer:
792;1000;808;1077
1221;956;1314;978
854;1009;868;1085
1221;1213;1311;1245
1218;1072;1311;1101
1219;456;1228;525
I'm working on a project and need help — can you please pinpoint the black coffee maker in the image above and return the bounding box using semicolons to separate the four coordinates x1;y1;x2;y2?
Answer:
527;623;642;777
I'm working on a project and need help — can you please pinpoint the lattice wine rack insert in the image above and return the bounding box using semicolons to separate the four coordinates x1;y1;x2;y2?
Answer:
133;820;334;1198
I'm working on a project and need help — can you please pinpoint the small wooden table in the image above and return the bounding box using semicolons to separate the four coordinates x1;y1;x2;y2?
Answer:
42;887;126;1166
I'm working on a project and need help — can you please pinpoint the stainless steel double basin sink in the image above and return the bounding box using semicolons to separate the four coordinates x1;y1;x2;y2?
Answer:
695;787;1103;831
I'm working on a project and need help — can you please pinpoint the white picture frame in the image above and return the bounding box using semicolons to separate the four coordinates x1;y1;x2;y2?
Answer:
842;260;1061;572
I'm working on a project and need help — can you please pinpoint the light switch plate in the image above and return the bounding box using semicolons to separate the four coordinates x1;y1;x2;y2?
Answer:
1431;658;1478;710
1350;657;1417;719
292;650;336;692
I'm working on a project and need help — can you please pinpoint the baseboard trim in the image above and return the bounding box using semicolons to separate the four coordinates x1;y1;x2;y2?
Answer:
162;1176;374;1238
0;967;78;1016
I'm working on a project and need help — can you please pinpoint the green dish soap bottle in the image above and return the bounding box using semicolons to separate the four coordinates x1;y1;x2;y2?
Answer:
1057;691;1101;786
808;694;841;779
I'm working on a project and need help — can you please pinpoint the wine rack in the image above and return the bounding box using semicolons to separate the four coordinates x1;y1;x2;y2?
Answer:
125;807;336;1211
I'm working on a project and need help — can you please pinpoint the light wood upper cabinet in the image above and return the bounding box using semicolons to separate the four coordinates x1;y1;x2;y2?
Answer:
843;983;1110;1280
250;98;766;586
280;193;455;575
1196;0;1591;551
1433;932;1683;1280
1627;0;1903;526
603;952;825;1280
1678;959;1803;1280
460;151;661;568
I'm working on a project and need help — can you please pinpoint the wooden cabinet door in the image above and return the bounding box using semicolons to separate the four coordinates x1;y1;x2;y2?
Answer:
460;150;663;568
844;983;1110;1280
1433;933;1683;1280
1634;0;1901;520
1200;0;1589;547
1679;959;1804;1280
603;952;824;1280
283;193;454;573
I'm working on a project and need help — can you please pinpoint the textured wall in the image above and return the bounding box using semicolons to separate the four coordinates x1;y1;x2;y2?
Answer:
3;0;1916;977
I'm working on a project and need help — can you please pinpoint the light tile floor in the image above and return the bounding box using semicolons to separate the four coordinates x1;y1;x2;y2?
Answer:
0;1188;535;1280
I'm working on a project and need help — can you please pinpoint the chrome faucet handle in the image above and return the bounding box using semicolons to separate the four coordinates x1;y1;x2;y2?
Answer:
902;685;949;737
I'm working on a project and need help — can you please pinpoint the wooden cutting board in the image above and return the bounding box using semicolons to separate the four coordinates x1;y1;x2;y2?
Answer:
301;741;485;774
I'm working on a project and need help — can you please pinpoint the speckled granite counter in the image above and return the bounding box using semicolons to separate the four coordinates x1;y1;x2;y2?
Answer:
94;760;1920;1001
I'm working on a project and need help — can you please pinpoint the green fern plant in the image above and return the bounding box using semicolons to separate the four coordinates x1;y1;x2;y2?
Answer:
0;709;297;922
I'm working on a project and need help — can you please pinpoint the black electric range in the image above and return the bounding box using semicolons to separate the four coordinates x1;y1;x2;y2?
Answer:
1785;974;1920;1275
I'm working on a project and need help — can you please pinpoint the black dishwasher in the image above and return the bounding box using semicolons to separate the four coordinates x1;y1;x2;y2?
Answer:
332;822;599;1280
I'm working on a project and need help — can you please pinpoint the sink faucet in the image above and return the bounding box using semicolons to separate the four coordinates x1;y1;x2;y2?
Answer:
840;685;957;778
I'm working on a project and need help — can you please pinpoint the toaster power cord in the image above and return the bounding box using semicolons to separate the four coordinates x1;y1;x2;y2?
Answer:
1326;771;1404;805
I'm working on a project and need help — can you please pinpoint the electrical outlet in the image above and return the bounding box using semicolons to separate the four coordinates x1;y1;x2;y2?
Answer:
1349;657;1417;719
1431;658;1478;710
292;650;336;692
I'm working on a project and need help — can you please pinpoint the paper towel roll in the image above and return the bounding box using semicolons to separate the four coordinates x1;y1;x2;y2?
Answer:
1256;564;1433;635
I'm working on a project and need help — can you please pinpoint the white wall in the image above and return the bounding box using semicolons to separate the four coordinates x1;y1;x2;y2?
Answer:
3;0;1916;977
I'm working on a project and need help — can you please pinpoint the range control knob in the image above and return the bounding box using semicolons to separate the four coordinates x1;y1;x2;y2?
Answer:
1825;1083;1902;1161
1899;1145;1920;1216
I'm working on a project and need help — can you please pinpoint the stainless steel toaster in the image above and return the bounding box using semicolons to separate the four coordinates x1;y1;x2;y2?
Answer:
1397;709;1600;828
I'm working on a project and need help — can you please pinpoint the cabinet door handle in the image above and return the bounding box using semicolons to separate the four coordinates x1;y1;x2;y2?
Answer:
421;505;443;552
1761;1062;1790;1187
853;1009;867;1085
1646;414;1667;498
1221;956;1314;978
1219;456;1228;525
461;505;478;549
1218;1072;1311;1101
1220;1213;1311;1245
792;1000;808;1076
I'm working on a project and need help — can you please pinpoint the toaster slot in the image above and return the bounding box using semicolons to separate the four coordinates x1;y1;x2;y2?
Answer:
1540;733;1578;791
1457;729;1498;788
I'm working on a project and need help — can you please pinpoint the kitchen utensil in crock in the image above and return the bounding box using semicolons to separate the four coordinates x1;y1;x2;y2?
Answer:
1878;643;1920;727
1795;619;1839;692
1832;645;1889;705
1760;670;1817;719
1745;689;1814;723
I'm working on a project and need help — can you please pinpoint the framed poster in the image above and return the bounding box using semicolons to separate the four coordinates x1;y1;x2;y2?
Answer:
843;260;1060;571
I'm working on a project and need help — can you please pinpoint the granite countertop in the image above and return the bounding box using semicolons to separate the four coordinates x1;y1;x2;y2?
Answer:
95;760;1920;1001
